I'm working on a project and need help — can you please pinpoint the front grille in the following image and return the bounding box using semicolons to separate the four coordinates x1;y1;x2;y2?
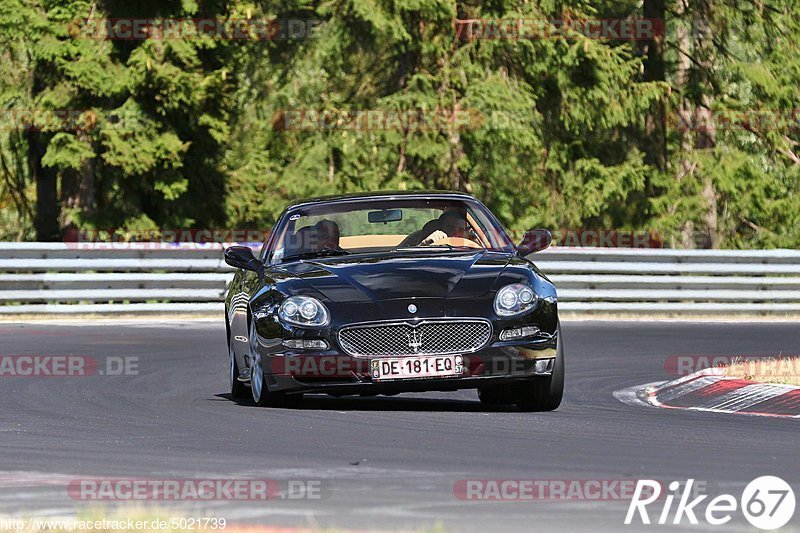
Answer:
338;319;492;357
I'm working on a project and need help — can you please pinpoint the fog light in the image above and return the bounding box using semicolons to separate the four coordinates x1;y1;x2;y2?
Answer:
282;339;329;350
499;325;540;341
534;359;552;373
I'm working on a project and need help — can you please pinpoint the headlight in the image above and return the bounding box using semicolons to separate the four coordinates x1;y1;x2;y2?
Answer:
279;296;330;327
494;283;538;317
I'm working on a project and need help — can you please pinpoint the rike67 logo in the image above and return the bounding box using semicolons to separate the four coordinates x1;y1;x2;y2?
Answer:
626;477;795;530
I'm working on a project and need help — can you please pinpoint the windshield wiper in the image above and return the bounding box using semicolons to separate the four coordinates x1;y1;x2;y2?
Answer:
282;248;352;262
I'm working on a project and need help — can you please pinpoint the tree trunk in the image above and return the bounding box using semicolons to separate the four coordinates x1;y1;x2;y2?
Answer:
28;129;60;241
674;0;696;248
673;0;719;248
694;0;719;248
61;132;96;229
642;0;667;171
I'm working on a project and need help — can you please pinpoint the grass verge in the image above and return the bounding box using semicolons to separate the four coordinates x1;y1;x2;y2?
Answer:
724;356;800;386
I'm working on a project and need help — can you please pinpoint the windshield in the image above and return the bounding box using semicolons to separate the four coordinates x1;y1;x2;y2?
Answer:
267;197;514;264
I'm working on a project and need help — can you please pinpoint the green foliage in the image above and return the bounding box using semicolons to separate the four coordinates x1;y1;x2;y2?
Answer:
0;0;798;247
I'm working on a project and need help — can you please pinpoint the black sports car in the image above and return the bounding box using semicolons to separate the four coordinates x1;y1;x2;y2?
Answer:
224;191;563;411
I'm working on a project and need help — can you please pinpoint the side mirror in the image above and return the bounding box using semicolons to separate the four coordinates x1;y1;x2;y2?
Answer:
517;229;552;255
224;245;262;273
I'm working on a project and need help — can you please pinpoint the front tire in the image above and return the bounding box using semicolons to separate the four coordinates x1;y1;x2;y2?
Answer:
514;322;565;412
248;320;301;408
478;384;514;406
229;342;248;400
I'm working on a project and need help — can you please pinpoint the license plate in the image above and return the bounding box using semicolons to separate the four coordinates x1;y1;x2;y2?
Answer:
371;355;463;381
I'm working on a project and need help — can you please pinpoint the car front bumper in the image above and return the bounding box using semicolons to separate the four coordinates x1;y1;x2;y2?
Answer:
259;337;558;395
246;297;560;395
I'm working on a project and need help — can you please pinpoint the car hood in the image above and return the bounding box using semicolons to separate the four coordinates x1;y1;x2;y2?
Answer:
276;250;517;302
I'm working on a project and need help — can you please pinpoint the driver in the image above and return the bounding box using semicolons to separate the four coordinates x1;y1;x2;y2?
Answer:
315;219;342;250
420;210;467;245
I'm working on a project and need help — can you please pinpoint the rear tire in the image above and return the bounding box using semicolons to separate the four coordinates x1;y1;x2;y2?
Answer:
514;322;565;412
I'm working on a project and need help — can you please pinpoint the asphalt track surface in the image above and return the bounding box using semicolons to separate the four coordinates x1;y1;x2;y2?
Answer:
1;320;799;532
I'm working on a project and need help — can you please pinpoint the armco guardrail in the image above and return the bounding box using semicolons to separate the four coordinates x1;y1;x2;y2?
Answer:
0;243;230;315
1;243;800;314
536;248;800;314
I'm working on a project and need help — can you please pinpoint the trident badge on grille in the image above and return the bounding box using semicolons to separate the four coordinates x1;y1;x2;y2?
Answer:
407;327;423;353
